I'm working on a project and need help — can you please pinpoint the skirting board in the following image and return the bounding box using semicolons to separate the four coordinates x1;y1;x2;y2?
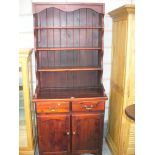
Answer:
19;150;35;155
106;134;118;155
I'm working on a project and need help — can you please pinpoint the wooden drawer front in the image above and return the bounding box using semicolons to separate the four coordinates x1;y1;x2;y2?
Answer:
36;102;69;113
72;101;105;112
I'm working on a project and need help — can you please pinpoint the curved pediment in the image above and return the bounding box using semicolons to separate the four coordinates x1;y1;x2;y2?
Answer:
33;3;104;14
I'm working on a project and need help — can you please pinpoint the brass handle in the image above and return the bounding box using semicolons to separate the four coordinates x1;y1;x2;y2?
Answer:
51;109;56;112
48;103;61;111
85;107;93;110
82;105;94;110
80;102;100;110
48;107;56;111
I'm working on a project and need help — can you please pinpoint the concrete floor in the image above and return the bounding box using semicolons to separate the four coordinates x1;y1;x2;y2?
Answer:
102;139;112;155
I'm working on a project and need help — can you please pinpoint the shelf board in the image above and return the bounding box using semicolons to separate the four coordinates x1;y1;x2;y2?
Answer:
34;87;107;100
37;66;102;72
34;26;104;29
36;47;102;51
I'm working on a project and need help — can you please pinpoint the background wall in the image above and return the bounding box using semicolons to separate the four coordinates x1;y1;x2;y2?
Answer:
19;0;135;130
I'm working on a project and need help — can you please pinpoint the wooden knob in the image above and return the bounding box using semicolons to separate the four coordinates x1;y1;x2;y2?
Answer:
66;132;70;135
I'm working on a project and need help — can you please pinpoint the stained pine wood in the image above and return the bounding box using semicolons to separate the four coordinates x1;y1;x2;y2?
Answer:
34;26;104;29
33;3;105;14
106;5;135;155
37;66;102;72
36;47;101;50
72;113;104;155
34;87;106;101
36;102;69;113
33;6;104;91
33;3;107;155
72;101;105;112
37;114;70;155
39;71;100;89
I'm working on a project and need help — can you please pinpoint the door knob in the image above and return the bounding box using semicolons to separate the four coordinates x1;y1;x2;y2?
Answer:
66;132;70;135
73;131;76;135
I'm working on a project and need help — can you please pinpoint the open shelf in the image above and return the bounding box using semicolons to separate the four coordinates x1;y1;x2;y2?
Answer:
34;6;105;101
33;4;107;155
34;26;104;29
37;66;102;72
36;47;102;51
34;87;106;100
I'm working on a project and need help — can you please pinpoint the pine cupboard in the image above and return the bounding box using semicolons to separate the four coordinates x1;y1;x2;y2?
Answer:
19;49;36;155
32;3;107;155
106;5;135;155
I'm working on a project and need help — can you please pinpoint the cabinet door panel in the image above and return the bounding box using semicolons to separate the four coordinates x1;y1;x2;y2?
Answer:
72;113;104;154
37;114;70;154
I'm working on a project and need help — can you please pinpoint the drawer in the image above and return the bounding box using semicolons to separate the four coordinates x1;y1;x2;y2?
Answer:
36;102;69;113
72;100;105;112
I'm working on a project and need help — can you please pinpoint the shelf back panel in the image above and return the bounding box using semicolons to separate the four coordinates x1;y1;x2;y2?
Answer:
39;71;100;89
34;7;102;48
38;50;99;68
34;4;104;92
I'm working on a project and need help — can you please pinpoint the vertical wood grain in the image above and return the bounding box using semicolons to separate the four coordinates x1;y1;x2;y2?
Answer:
72;113;104;154
53;8;60;67
19;50;35;153
47;8;54;68
107;5;135;155
36;7;103;89
37;114;70;154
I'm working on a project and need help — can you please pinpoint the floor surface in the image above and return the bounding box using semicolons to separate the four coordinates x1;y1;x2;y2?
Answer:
102;139;112;155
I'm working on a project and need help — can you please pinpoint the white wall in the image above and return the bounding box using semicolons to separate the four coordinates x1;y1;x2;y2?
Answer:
19;0;135;122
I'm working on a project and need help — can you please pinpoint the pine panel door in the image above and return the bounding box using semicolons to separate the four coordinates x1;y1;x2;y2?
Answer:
72;113;104;155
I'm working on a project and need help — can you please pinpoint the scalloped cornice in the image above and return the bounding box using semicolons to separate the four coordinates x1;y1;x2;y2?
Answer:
33;3;105;14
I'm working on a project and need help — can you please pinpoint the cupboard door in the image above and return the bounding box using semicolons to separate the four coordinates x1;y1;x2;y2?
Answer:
37;114;70;155
72;113;104;154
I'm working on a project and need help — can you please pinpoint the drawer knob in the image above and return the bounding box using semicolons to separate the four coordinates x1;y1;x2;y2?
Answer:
72;131;79;135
